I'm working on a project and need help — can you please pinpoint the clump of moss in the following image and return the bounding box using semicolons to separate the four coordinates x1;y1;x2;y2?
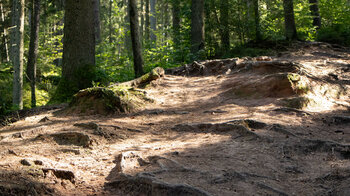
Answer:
66;68;164;115
67;86;151;115
282;96;313;109
287;73;310;94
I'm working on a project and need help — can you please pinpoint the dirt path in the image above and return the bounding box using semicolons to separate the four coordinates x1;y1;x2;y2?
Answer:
0;42;350;196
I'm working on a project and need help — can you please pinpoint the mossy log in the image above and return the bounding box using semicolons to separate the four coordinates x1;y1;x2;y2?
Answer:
66;67;164;115
118;67;165;88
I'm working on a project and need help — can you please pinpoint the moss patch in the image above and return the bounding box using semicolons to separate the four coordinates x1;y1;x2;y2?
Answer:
282;96;314;109
287;73;310;94
65;68;163;115
66;86;151;115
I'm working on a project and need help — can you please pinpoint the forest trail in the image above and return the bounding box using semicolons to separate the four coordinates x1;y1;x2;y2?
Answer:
0;42;350;196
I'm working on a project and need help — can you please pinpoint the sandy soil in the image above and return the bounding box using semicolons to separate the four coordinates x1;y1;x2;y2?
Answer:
0;42;349;196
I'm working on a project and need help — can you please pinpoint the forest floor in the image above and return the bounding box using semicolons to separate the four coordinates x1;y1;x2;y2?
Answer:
0;42;350;196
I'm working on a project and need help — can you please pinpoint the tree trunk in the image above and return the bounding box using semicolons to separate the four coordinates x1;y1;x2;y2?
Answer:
93;0;101;43
172;0;180;54
54;0;95;101
150;0;156;42
309;0;321;29
191;0;205;59
26;0;40;108
0;2;9;62
163;1;169;40
253;0;262;41
140;0;144;40
220;0;230;51
145;0;150;41
283;0;298;40
11;0;25;109
109;0;113;43
124;0;132;54
129;0;144;78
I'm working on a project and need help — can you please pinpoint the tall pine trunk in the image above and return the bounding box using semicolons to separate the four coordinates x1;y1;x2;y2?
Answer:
54;0;95;101
172;0;180;53
220;0;230;51
150;0;156;42
11;0;25;109
309;0;321;29
93;0;101;43
129;0;144;78
0;2;9;62
163;1;169;41
109;0;113;43
26;0;40;108
283;0;298;40
191;0;205;59
253;0;262;41
124;0;132;54
140;0;144;40
145;0;150;41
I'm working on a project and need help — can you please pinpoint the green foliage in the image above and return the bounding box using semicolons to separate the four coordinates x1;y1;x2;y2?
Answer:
316;0;350;45
0;63;13;116
317;25;350;46
231;45;276;58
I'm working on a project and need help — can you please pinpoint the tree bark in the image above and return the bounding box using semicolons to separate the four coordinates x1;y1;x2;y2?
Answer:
11;0;25;109
283;0;298;40
140;0;144;40
163;0;169;40
93;0;101;43
129;0;144;78
191;0;205;59
124;0;132;54
145;0;150;41
26;0;40;108
309;0;321;29
253;0;262;41
0;2;9;62
54;0;95;101
220;0;230;51
109;0;113;43
150;0;156;42
172;0;180;47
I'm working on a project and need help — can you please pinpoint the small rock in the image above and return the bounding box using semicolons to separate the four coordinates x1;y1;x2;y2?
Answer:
60;148;81;155
333;116;350;124
174;111;190;115
20;159;32;166
42;168;75;183
203;109;227;114
328;73;339;80
8;149;19;156
39;116;50;123
74;122;99;130
285;166;303;174
51;132;93;147
146;109;165;115
335;130;344;134
171;151;180;156
115;152;143;173
137;158;150;166
34;160;43;165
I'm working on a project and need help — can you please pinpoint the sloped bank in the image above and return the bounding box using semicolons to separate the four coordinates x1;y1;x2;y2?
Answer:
167;57;348;111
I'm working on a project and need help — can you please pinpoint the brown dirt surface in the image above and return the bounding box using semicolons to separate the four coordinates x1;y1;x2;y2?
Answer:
0;42;350;196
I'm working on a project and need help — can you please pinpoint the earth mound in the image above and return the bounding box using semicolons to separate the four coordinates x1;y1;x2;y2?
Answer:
66;67;164;115
167;49;348;111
